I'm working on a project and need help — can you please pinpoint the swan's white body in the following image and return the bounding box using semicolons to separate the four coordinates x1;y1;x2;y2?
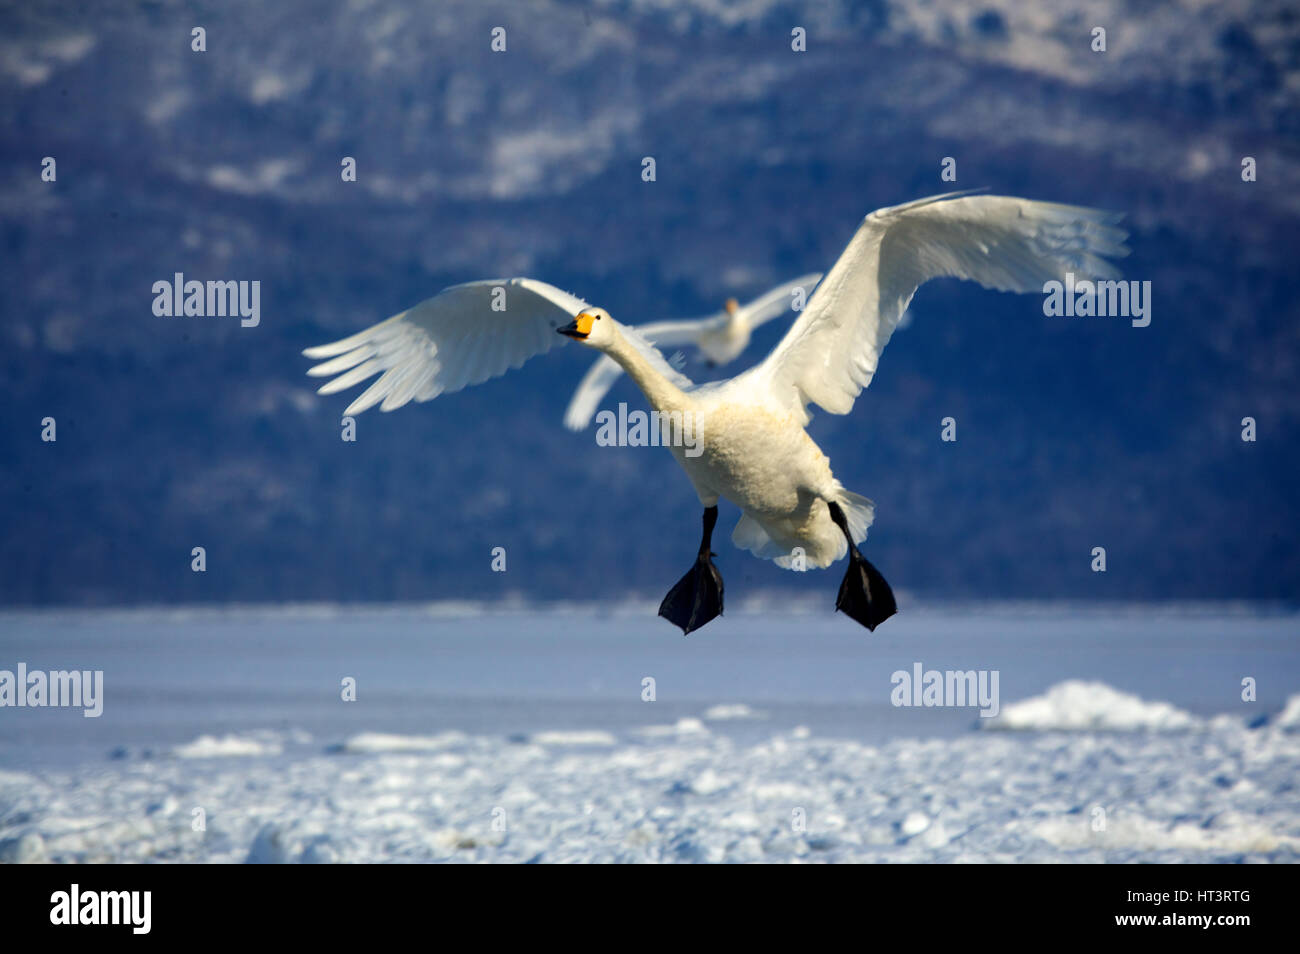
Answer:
562;274;822;431
305;192;1128;573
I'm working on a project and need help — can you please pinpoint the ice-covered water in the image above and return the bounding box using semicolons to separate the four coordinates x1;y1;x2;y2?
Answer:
1;604;1297;863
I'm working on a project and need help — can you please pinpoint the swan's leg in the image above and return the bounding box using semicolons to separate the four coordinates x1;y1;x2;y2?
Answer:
658;506;725;635
827;500;897;631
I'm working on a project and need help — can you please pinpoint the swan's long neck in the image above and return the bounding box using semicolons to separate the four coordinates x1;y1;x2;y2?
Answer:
602;328;690;414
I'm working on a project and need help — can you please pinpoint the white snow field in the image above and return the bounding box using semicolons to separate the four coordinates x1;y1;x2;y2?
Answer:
0;605;1297;863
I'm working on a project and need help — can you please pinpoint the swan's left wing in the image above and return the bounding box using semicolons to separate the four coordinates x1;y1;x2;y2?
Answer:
304;278;589;415
752;193;1129;419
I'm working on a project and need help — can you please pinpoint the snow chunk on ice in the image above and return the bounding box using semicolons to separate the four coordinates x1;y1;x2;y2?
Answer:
985;680;1197;732
900;812;930;836
0;833;48;864
691;768;732;795
1273;694;1300;728
340;731;468;754
1032;812;1300;855
637;718;710;739
703;703;763;721
529;730;617;746
174;734;282;758
246;822;343;864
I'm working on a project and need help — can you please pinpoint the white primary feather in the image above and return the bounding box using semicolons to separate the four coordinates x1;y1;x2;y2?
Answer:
304;278;589;416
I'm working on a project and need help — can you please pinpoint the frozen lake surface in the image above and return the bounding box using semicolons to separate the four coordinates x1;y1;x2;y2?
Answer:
1;604;1297;863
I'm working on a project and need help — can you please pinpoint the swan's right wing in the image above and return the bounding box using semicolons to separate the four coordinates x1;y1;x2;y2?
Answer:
304;278;589;415
562;318;709;430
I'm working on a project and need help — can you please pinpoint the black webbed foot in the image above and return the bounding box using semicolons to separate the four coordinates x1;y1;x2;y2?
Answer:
827;501;897;632
659;506;724;635
658;552;725;635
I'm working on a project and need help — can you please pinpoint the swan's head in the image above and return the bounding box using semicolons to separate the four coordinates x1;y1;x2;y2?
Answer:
723;297;740;318
558;307;615;348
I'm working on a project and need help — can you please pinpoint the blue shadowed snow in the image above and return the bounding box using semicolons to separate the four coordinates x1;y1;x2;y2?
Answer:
1;605;1297;863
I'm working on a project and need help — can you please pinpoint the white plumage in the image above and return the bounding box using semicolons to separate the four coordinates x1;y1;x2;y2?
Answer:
746;192;1127;423
305;193;1128;616
304;278;590;416
562;274;822;431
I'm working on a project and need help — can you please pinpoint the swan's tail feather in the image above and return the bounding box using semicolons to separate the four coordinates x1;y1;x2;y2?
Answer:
834;489;875;546
731;512;795;566
730;488;874;571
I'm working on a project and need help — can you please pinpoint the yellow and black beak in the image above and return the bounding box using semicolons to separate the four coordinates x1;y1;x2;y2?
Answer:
558;312;595;340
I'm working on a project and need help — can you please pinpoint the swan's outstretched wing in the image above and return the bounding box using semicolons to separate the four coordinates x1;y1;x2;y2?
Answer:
563;356;625;431
304;278;589;415
738;272;823;329
562;274;824;430
753;193;1130;419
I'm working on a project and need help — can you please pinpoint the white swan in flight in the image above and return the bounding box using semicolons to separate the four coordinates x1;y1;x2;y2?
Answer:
562;274;822;431
304;192;1128;634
